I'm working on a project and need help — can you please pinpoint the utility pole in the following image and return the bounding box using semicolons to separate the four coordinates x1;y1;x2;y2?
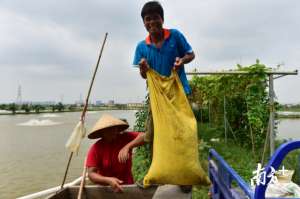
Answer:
16;85;22;105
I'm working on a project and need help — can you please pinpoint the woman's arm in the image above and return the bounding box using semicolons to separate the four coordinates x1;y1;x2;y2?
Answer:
87;167;124;192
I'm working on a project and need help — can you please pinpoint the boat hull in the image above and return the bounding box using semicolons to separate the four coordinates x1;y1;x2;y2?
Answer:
46;185;157;199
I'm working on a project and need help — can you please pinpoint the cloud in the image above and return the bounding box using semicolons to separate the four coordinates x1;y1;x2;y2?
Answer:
0;0;299;103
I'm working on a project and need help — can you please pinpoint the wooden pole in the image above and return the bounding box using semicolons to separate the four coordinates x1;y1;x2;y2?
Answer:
224;95;227;143
60;32;108;189
60;152;73;189
269;74;275;156
77;159;88;199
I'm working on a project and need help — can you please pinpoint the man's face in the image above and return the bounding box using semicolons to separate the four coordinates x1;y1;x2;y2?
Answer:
143;13;163;35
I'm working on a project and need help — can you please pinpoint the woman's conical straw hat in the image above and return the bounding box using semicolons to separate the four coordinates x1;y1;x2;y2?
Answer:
88;114;129;139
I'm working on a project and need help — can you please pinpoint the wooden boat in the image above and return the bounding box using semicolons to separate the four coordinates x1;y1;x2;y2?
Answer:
18;176;192;199
46;184;157;199
45;184;192;199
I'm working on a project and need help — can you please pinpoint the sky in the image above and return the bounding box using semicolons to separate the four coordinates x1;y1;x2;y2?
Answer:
0;0;299;104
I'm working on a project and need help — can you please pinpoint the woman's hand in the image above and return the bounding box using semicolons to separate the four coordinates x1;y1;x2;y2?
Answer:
107;177;124;193
118;146;130;164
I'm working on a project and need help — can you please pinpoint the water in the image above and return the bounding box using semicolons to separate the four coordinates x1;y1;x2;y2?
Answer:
277;119;300;140
0;110;136;199
0;112;299;199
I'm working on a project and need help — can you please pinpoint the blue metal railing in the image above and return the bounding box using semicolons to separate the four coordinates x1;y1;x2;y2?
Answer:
209;149;254;199
209;140;300;199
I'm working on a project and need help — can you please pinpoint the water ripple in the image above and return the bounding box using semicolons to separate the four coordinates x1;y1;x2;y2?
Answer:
17;119;62;126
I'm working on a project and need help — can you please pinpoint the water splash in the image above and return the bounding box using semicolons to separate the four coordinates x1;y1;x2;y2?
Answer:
17;119;62;126
40;114;60;118
87;111;99;114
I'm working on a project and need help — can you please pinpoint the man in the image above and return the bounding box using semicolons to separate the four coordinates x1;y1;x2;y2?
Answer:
132;1;196;192
86;114;144;192
133;0;195;143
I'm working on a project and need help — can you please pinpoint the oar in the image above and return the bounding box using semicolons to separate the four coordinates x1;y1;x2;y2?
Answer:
60;32;108;190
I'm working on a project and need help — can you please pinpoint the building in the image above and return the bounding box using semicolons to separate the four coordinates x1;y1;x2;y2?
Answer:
107;100;115;106
127;103;144;108
95;100;104;106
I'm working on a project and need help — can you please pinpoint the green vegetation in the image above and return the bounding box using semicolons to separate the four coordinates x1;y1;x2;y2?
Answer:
132;96;152;182
277;114;300;119
0;103;66;114
8;103;17;114
190;60;270;156
277;103;300;118
0;103;144;115
279;104;300;112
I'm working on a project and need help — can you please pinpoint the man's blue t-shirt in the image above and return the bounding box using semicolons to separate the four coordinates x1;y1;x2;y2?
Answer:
133;29;192;94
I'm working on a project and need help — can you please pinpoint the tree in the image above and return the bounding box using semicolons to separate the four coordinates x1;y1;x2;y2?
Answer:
0;104;7;110
21;104;31;113
32;104;45;113
56;102;64;112
68;104;77;111
8;103;17;114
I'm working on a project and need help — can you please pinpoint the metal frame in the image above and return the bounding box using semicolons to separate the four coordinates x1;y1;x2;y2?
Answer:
209;149;254;199
187;69;298;155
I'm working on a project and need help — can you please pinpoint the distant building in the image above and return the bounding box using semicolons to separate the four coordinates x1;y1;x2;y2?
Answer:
96;100;104;106
31;101;56;105
107;100;115;106
127;103;144;108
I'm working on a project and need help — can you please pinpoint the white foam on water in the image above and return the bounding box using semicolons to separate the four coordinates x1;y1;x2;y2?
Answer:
87;111;99;114
0;110;10;113
17;119;62;126
40;113;60;118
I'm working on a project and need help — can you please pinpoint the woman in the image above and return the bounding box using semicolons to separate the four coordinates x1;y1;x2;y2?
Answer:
86;114;144;192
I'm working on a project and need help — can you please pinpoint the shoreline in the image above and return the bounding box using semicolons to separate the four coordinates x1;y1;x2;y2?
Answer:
0;107;143;116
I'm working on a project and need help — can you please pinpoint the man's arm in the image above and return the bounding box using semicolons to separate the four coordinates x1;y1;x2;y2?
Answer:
118;133;145;163
174;52;195;70
87;167;123;192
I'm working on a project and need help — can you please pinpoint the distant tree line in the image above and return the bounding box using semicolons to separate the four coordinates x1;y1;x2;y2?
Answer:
279;103;300;111
0;102;144;114
0;102;66;114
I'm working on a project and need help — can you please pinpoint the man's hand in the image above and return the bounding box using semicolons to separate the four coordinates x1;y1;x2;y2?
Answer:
107;177;124;193
118;146;129;164
139;58;149;78
174;57;184;70
173;52;195;71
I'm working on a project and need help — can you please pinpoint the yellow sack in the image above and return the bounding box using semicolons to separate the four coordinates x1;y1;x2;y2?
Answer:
143;69;210;187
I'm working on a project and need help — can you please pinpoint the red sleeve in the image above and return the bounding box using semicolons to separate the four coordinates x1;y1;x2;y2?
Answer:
126;131;140;141
86;144;98;167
